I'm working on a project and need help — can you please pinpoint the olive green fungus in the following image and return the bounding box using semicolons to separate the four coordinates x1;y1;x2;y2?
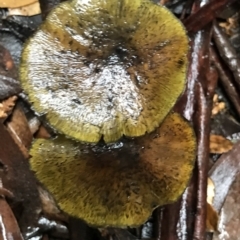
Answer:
20;0;195;229
20;0;189;143
30;112;196;227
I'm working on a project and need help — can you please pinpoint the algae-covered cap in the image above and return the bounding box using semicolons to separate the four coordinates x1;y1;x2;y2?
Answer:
20;0;188;143
29;112;196;227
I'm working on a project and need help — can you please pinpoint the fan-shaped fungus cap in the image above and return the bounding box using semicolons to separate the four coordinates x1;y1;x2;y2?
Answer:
20;0;188;143
30;112;196;227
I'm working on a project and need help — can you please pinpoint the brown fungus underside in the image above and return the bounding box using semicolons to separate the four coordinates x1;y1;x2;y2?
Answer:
20;0;188;143
30;112;196;227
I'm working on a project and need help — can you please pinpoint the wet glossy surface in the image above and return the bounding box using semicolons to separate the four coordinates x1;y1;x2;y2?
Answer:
20;0;188;143
30;112;196;227
213;173;240;240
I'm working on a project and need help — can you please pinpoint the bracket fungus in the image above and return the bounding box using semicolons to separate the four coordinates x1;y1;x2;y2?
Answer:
30;112;196;227
20;0;189;143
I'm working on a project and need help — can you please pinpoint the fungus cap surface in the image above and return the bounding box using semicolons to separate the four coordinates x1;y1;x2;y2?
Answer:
30;112;196;227
20;0;189;143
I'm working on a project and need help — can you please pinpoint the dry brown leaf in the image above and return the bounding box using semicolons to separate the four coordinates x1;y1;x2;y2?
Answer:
207;178;215;205
206;178;219;232
0;0;37;8
212;94;226;116
5;103;32;158
0;197;24;239
0;96;17;122
8;1;41;16
210;134;234;154
219;17;238;36
206;203;219;232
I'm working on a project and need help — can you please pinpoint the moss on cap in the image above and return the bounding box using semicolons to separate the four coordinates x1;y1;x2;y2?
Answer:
20;0;188;143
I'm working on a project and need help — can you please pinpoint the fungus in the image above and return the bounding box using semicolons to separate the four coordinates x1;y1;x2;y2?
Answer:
30;112;196;227
20;0;188;143
20;0;195;228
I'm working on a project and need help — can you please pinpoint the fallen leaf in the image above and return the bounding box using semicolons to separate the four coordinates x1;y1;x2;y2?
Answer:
206;203;219;232
6;102;32;158
0;195;24;240
0;45;21;100
0;0;37;8
219;17;238;36
206;178;219;232
207;178;215;205
0;95;17;122
0;123;41;235
211;94;226;116
213;172;240;240
210;134;234;154
8;2;41;16
209;141;240;212
6;102;32;149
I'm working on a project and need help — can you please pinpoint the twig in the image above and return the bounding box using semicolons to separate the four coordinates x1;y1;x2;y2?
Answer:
192;40;218;240
210;46;240;119
213;21;240;92
178;170;198;240
160;200;182;239
184;0;237;33
176;1;218;238
192;84;210;240
0;183;24;240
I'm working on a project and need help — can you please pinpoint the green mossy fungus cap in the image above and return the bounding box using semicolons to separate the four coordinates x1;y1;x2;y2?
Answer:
30;112;196;227
20;0;189;143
